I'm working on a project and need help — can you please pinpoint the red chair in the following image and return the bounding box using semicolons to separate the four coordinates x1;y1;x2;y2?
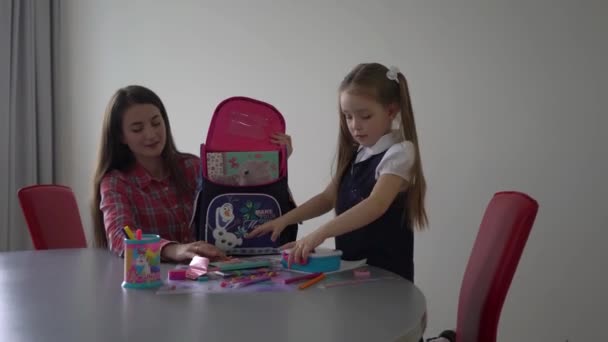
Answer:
17;184;87;249
429;191;539;342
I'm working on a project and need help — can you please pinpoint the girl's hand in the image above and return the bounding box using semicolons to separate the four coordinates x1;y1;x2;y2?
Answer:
245;217;288;242
280;229;327;267
161;241;227;262
271;133;293;158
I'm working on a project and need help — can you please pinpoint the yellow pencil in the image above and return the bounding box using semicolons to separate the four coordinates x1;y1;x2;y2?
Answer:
298;273;326;290
123;225;135;240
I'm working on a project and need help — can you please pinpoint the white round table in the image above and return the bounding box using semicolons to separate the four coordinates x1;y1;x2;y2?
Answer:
0;248;426;342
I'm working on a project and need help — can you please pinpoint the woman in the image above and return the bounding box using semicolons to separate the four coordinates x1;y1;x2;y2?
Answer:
91;85;293;262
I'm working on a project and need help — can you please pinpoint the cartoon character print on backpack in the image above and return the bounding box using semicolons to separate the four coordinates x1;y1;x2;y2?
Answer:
205;192;285;252
212;203;243;251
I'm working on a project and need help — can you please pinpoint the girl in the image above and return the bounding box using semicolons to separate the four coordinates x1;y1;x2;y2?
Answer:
247;63;427;281
92;85;293;262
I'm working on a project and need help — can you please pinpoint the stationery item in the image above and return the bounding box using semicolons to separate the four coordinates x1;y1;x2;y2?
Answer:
191;256;210;268
230;275;272;288
156;272;295;294
136;229;142;240
223;268;271;278
298;273;325;290
281;248;342;273
209;258;272;272
123;225;135;240
186;256;210;280
122;234;162;289
283;272;323;285
354;269;370;278
318;276;396;289
168;269;187;280
220;271;278;287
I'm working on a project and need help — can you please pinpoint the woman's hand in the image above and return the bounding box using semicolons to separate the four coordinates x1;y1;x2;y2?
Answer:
271;133;293;158
161;241;227;262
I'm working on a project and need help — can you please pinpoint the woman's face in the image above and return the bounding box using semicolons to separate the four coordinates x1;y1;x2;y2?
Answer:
121;104;166;160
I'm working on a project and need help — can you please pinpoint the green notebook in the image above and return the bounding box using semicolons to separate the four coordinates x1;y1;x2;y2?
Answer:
209;259;272;271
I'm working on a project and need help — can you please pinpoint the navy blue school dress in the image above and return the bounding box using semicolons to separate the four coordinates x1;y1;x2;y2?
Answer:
335;149;414;282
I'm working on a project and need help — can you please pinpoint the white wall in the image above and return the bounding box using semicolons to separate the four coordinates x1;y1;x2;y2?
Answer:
56;0;608;340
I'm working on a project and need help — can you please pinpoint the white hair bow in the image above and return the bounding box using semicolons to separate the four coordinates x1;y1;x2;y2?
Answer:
386;66;400;83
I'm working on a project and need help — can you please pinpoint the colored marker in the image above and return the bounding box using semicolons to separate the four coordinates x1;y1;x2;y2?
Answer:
230;275;272;288
123;225;135;240
283;272;323;285
221;272;277;287
168;269;187;280
298;273;325;290
136;229;142;240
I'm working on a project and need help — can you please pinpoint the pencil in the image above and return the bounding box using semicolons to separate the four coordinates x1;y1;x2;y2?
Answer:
284;272;322;285
123;225;135;240
232;275;272;288
298;273;325;290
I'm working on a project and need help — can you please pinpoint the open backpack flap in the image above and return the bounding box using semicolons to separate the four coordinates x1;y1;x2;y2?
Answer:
192;97;298;256
202;96;289;180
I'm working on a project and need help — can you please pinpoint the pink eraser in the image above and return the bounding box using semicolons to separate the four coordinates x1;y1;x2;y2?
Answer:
168;269;187;280
190;256;210;269
354;269;370;278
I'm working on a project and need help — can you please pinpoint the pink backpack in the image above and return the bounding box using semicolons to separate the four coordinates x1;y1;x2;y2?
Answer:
194;97;298;255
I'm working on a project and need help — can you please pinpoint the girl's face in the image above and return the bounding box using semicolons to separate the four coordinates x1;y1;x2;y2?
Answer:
121;104;166;160
340;91;396;147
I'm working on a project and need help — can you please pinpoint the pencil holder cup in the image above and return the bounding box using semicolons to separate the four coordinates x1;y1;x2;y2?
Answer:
122;234;162;289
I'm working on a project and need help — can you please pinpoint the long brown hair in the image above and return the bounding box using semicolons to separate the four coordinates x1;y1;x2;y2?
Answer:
335;63;428;230
91;85;194;248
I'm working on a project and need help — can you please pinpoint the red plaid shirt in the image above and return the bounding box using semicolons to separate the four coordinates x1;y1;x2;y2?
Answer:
99;155;201;255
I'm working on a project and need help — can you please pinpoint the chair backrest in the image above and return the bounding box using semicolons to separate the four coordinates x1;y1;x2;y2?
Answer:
456;191;539;342
17;184;87;249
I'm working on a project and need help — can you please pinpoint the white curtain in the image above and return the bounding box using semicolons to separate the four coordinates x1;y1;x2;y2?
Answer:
0;0;59;251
